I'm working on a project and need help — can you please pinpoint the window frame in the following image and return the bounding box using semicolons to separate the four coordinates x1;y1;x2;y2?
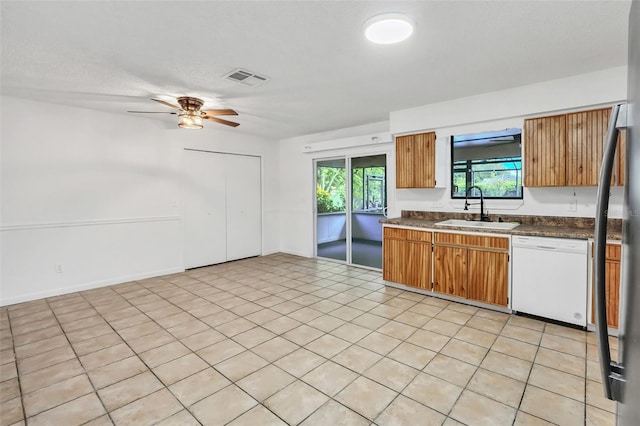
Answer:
450;149;523;200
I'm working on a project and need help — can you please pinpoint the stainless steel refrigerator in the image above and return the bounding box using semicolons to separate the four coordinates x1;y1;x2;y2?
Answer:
594;0;639;424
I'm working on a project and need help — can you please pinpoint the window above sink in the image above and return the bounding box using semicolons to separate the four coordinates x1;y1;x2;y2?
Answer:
451;128;523;200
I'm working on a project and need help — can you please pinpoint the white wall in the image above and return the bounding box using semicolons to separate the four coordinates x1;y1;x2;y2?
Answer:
389;67;627;219
278;67;627;257
2;66;628;303
316;213;346;244
1;96;279;305
279;121;392;258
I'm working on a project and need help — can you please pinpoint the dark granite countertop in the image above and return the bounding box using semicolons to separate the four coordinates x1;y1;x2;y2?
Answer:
381;211;622;241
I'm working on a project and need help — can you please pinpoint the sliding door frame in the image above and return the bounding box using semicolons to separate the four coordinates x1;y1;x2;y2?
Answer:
313;148;392;269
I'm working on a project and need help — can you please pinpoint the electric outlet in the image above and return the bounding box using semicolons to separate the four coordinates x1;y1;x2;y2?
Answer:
55;264;64;273
569;200;577;212
432;200;444;208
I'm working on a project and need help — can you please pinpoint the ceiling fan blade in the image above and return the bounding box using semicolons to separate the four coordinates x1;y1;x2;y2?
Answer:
128;111;177;114
204;116;240;127
151;98;181;110
201;109;238;116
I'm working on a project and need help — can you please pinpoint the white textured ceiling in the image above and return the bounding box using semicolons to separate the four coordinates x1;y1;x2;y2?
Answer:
1;0;631;139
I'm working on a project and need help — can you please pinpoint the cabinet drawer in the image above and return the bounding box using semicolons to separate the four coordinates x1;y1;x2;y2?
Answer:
407;230;432;242
434;232;509;250
384;227;407;240
434;232;467;246
465;235;509;250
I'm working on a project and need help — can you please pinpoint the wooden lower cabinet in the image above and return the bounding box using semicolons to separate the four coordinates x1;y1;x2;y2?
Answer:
433;245;467;298
383;236;407;284
383;227;509;308
467;249;509;306
383;227;432;290
407;241;432;290
433;232;509;307
591;243;621;328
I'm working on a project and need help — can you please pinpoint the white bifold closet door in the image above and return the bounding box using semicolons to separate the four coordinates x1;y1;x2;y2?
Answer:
226;154;262;260
183;149;261;269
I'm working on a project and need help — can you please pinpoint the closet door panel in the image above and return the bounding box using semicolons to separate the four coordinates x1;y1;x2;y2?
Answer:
183;150;227;268
226;155;262;261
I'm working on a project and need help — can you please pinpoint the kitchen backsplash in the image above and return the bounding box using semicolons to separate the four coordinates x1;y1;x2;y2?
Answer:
401;210;622;232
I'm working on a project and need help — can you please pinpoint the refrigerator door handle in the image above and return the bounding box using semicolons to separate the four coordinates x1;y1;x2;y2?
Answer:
594;103;625;401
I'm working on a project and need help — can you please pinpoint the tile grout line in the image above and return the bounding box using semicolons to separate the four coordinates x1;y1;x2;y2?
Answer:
2;254;612;426
510;322;543;426
5;309;28;426
25;296;114;425
65;285;203;425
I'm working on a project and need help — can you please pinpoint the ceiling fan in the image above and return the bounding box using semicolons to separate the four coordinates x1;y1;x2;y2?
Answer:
128;97;239;129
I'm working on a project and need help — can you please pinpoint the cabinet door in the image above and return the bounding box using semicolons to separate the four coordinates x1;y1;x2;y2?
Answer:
433;245;466;298
467;249;509;306
413;132;436;188
407;242;432;290
591;243;621;328
604;258;621;328
566;108;611;186
383;238;407;284
395;132;436;188
524;115;566;187
396;135;415;188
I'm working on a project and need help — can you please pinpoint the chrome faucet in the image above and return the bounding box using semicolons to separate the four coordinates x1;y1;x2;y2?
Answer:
464;186;490;221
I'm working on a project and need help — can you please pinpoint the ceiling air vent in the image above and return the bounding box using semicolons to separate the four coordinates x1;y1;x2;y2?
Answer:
222;68;270;87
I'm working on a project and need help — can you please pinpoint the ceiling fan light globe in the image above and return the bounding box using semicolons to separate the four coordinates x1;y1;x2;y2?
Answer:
178;112;204;129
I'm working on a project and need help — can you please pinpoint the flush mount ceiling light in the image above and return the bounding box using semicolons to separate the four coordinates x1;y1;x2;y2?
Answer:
364;13;414;44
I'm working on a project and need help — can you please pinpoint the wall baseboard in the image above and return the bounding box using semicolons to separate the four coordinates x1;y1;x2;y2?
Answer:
277;249;313;259
261;249;282;256
0;267;184;307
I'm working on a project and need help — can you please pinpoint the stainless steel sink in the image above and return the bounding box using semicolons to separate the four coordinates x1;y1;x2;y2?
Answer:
435;219;520;230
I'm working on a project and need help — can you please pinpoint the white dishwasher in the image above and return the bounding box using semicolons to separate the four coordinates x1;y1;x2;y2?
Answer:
511;236;588;326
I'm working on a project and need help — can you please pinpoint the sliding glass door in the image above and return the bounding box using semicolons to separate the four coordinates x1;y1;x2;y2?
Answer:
350;155;386;268
315;154;387;269
315;158;347;262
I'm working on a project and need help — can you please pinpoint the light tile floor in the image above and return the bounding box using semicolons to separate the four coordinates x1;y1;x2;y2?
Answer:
0;253;617;426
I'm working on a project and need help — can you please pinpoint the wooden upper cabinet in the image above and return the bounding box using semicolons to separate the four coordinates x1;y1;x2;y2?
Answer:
413;132;436;188
525;106;625;188
566;108;611;186
524;114;566;187
395;135;414;188
395;132;436;188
